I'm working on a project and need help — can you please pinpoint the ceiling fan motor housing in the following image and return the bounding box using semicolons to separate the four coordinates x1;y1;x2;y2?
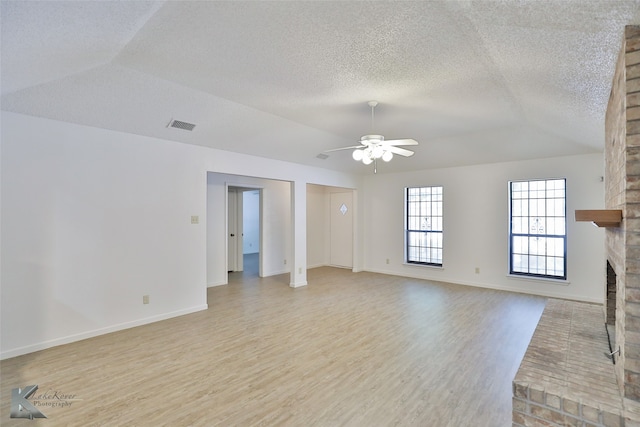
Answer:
361;134;385;143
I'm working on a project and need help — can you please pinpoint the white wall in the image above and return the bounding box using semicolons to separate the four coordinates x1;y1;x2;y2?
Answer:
1;112;359;358
362;153;606;303
206;174;291;286
242;190;260;254
1;113;208;358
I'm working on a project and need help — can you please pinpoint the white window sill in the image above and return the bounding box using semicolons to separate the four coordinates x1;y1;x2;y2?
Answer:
403;262;444;270
507;274;570;286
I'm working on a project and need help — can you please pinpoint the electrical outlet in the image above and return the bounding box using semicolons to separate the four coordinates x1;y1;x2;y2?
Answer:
386;258;390;264
191;215;199;224
143;295;150;304
284;259;287;265
298;267;302;274
475;267;480;274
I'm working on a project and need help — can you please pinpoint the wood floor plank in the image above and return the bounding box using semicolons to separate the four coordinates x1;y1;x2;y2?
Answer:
1;267;545;426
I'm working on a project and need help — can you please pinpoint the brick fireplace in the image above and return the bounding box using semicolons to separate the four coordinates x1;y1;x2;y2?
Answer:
606;25;640;408
512;25;640;427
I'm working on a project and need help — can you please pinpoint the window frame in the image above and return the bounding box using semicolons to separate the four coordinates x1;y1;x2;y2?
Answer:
405;185;444;267
508;178;567;280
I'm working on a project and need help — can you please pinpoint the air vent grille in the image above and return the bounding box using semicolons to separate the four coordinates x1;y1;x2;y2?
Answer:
167;119;196;131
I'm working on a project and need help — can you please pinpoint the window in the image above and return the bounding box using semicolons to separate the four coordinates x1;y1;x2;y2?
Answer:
406;186;443;266
509;179;566;279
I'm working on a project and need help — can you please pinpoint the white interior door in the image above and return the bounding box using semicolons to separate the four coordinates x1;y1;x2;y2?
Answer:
330;192;353;268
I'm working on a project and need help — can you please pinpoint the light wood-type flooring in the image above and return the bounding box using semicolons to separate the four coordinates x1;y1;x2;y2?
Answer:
1;266;546;426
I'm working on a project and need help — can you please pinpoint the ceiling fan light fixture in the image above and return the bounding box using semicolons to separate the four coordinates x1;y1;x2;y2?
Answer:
325;101;416;172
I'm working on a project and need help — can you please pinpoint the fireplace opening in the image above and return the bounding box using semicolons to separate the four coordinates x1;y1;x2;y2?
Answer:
607;260;617;325
606;260;617;358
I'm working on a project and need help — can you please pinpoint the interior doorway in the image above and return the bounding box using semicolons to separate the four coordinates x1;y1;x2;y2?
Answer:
242;190;260;276
227;186;261;276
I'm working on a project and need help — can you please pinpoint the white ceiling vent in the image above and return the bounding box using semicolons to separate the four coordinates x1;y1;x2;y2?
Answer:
167;119;196;131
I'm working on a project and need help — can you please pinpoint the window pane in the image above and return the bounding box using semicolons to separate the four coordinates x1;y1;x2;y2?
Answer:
410;248;418;262
407;231;416;246
512;200;521;216
408;217;418;230
433;248;442;264
512;254;527;273
554;218;565;235
546;199;555;217
553;238;565;257
512;217;523;234
512;236;527;254
546;217;555;235
530;218;544;235
552;257;565;276
531;255;546;274
530;237;545;255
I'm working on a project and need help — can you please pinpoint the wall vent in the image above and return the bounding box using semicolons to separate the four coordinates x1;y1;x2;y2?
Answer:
167;119;196;131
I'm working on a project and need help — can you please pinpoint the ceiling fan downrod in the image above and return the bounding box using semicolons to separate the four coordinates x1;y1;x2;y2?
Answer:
369;100;378;133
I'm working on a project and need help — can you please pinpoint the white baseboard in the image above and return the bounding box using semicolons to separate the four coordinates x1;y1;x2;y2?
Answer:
0;304;208;360
207;281;228;287
307;262;326;269
263;268;289;277
364;267;602;304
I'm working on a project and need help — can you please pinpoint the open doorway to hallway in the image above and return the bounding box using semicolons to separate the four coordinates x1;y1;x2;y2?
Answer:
207;172;291;288
227;187;261;277
241;189;260;277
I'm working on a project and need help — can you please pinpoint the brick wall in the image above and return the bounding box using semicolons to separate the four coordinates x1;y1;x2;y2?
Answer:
513;382;623;427
605;25;640;405
626;26;640;401
606;24;627;399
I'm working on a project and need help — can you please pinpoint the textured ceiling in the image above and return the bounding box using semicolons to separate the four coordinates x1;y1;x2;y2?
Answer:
2;1;640;175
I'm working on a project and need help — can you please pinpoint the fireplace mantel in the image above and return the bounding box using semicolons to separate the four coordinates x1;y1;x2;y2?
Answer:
575;209;622;228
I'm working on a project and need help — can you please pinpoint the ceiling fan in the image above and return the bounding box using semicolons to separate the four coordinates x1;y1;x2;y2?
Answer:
324;101;418;173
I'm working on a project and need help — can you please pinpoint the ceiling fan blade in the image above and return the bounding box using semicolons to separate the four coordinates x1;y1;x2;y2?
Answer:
384;138;418;146
387;146;415;157
323;145;365;153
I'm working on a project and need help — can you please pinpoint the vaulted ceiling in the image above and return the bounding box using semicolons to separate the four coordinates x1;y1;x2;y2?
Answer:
3;1;640;175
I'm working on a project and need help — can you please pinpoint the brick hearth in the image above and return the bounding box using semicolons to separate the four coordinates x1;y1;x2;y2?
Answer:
513;299;623;426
